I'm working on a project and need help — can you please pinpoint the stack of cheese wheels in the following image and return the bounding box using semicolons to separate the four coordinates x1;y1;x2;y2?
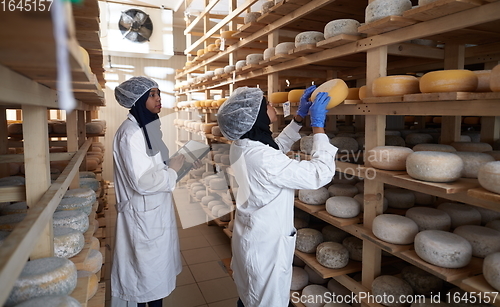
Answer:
6;257;77;307
406;151;464;182
275;42;296;55
324;19;361;38
316;242;349;269
373;214;419;244
453;225;500;258
365;0;412;23
490;64;500;91
405;207;451;231
310;79;349;109
295;31;324;47
474;70;492;92
436;202;481;229
296;228;323;253
372;75;420;96
484;252;500;291
478;161;500;194
270;92;289;104
367;146;413;170
53;210;89;233
288;89;305;103
419;69;478;93
414;230;472;268
401;266;443;296
371;275;414;307
298;187;330;205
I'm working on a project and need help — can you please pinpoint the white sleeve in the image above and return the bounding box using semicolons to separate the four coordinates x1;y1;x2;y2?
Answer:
275;120;302;154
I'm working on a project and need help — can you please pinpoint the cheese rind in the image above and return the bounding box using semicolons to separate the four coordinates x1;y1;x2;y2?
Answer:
406;151;464;183
12;295;82;307
478;161;500;194
295;31;324;47
77;270;99;300
367;146;413;171
324;19;360;38
405;207;451;231
484;252;500;291
53;210;89;233
316;242;349;269
296;228;323;253
269;92;289;104
310;79;349;109
365;0;412;23
325;196;361;218
373;214;418;244
53;227;85;258
290;267;309;291
288;89;305;103
371;275;414;307
414;230;472;268
437;202;481;229
372;75;420;97
342;236;363;261
454;152;495;178
419;69;478;93
453;225;500;258
81;249;103;274
299;187;330;205
275;42;296;55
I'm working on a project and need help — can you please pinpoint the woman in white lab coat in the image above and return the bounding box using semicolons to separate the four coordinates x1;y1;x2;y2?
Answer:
217;87;338;307
112;76;185;307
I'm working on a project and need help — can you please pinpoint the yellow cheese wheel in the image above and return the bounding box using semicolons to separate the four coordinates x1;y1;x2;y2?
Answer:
346;88;360;100
288;89;305;103
433;116;442;124
78;46;90;67
211;100;219;107
194;101;202;108
310;79;349;109
207;44;217;52
215;39;221;46
77;270;98;300
270;92;289;104
196;49;205;56
491;64;500;92
419;69;478;93
359;85;367;99
372;75;420;97
474;70;491;92
221;31;236;39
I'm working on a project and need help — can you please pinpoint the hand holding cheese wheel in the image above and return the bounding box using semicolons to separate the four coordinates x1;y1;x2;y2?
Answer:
419;69;478;93
310;78;349;109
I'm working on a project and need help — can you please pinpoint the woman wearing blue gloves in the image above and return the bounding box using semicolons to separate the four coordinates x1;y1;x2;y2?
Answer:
217;86;338;307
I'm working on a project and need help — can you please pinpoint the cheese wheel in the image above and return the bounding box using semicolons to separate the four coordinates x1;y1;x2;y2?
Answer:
211;204;226;217
300;136;314;154
414;230;472;268
373;214;419;245
291;266;308;290
201;196;216;206
450;142;493;153
474;70;492;92
244;12;261;24
0;201;28;215
195;190;206;200
372;75;420;97
210;178;227;190
330;136;358;153
367;146;413;171
371;275;414;307
211;126;222;136
476;206;500;225
85;122;104;134
342;236;363;261
405;133;434;147
406;151;464;183
345;88;360;100
12;295;81;307
288;89;305;103
207;200;224;211
220;31;236;39
53;227;84;258
275;42;296;55
295;31;324;47
405;207;451;231
327;278;352;298
386;135;406;147
365;0;412;23
454;225;500;258
454;152;495;178
316;242;349;269
214;68;224;75
487;220;500;232
322;225;350;243
412;143;456;153
90;236;100;251
401;266;443;296
235;60;246;70
326;196;361;218
80;178;99;192
0;176;25;186
224;65;235;73
81;249;103;274
245;54;263;65
490;64;500;92
437;202;481;229
263;47;275;60
57;197;93;216
0;213;26;231
310;79;349;109
385;188;415;209
419;70;478;93
304;265;328;285
484;252;500;291
269;92;289;104
77;270;98;300
261;0;275;13
6;257;77;307
298;187;330;205
354;194;389;213
296;228;323;253
53;210;89;233
301;284;330;307
324;19;361;39
207;44;217;51
327;184;358;197
359;85;367;99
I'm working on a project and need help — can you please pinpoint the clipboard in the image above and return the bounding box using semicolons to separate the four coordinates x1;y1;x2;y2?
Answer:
171;140;211;182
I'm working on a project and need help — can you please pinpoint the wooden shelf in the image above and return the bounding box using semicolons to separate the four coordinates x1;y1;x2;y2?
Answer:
294;249;362;279
403;0;484;21
294;199;325;214
357;16;419;35
467;187;500;203
459;275;500;307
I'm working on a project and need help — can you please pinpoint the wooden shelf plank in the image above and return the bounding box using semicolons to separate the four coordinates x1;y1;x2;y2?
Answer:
460;275;500;307
358;16;419;35
316;211;362;228
71;274;91;307
391;174;480;194
404;91;500;102
467;187;500;203
317;34;362;49
290;44;324;56
294;199;326;213
354;225;413;254
294;249;362;279
362;96;405;104
269;53;297;63
403;0;483;21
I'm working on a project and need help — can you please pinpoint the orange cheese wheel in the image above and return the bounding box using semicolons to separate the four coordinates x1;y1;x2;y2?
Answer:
270;92;289;104
196;49;205;56
310;79;349;109
359;85;367;99
372;75;420;97
221;31;236;39
207;44;217;52
288;89;305;103
433;117;442;124
419;69;478;93
463;116;481;125
346;88;360;100
474;70;491;92
491;64;500;92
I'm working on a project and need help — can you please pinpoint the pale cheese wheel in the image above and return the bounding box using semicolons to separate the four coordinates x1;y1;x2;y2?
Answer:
486;220;500;232
80;178;99;192
220;31;236;39
214;68;224;75
77;270;98;300
327;184;358;197
298;187;330;205
246;53;263;65
324;19;360;39
0;201;28;215
371;275;414;307
13;295;81;307
476;206;500;225
291;266;308;290
295;31;324;47
244;12;261;24
57;198;93;216
224;65;235;74
218;207;231;222
269;92;289;104
0;176;25;186
372;75;420;97
367;146;413;171
450;141;493;153
53;227;84;258
263;47;275;60
359;85;367;99
90;236;100;251
406;151;463;183
207;44;217;52
327;278;352;298
436;202;481;229
490;64;500;92
454;225;500;258
316;242;349;269
478;161;500;194
454;152;495;178
325;196;361;218
301;284;330;307
202;123;218;134
296;228;323;253
415;230;472;268
195;190;206;200
365;0;412;23
207;200;224;211
235;60;247;70
385;188;415;209
474;70;492;92
81;249;103;274
310;79;349;109
419;69;478;93
220;154;230;165
484;252;500;291
322;225;350;243
210;178;227;190
211;204;226;217
261;0;275;13
275;42;296;55
300;136;314;154
401;266;443;296
304;265;329;285
53;210;89;233
6;257;77;307
201;195;217;206
288;89;305;103
405;207;451;231
329;136;358;153
373;214;419;245
213;153;223;163
211;126;223;136
63;188;96;204
412;143;456;153
342;236;363;261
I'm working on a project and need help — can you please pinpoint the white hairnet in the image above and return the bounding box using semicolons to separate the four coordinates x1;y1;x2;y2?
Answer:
217;87;263;140
115;76;158;108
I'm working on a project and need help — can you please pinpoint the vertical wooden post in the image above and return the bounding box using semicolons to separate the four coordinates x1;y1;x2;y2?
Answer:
22;105;53;259
268;31;280;132
78;110;87;171
0;107;8;178
67;111;79;189
481;116;500;144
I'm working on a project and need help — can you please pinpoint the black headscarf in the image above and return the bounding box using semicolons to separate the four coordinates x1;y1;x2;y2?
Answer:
240;97;279;150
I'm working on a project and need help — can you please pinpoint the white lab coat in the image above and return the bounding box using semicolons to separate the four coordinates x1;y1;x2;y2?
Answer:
111;114;181;304
230;121;338;307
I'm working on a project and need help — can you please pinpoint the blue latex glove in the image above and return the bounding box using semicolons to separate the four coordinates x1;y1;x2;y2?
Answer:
296;85;317;118
309;92;330;128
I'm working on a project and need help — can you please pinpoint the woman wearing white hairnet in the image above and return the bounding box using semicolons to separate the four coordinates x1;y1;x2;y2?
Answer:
111;76;186;307
217;86;338;307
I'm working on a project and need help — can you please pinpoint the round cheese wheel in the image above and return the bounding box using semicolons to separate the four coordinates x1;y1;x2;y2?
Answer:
211;126;222;136
77;270;98;300
373;214;419;245
412;143;456;152
367;146;413;170
324;19;360;38
327;184;358;197
7;123;23;135
296;228;323;253
295;31;324;47
487;220;500;232
450;142;493;152
90;236;100;251
275;42;296;55
385;135;406;147
475;206;500;225
195;190;206;200
385;188;415;209
365;0;412;23
207;200;224;211
224;65;235;73
310;79;349;109
263;47;275;60
201;196;216;206
261;0;274;13
80;178;99;192
473;70;491;92
414;230;472;268
304;264;329;285
327;278;352;298
246;53;263;65
316;242;349;269
342;236;363;261
6;257;77;307
401;266;443;296
53;227;85;258
207;44;218;52
210;178;227;190
270;92;289;104
454;225;500;258
235;60;246;70
291;266;308;290
484;252;500;291
372;75;420;97
52;122;67;134
405;133;434;147
299;187;330;205
322;225;350;243
405;207;451;231
64;188;96;205
214;68;224;75
56;198;93;216
454;152;495;178
13;295;81;307
326;196;361;218
437;202;481;229
244;12;261;23
81;249;103;274
371;275;414;307
406;151;464;183
211;204;226;217
479;161;500;194
419;69;478;93
288;89;305;103
0;201;28;215
490;64;500;92
330;136;358;153
220;31;236;39
0;176;25;186
359;85;367;99
301;284;330;307
53;210;89;233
